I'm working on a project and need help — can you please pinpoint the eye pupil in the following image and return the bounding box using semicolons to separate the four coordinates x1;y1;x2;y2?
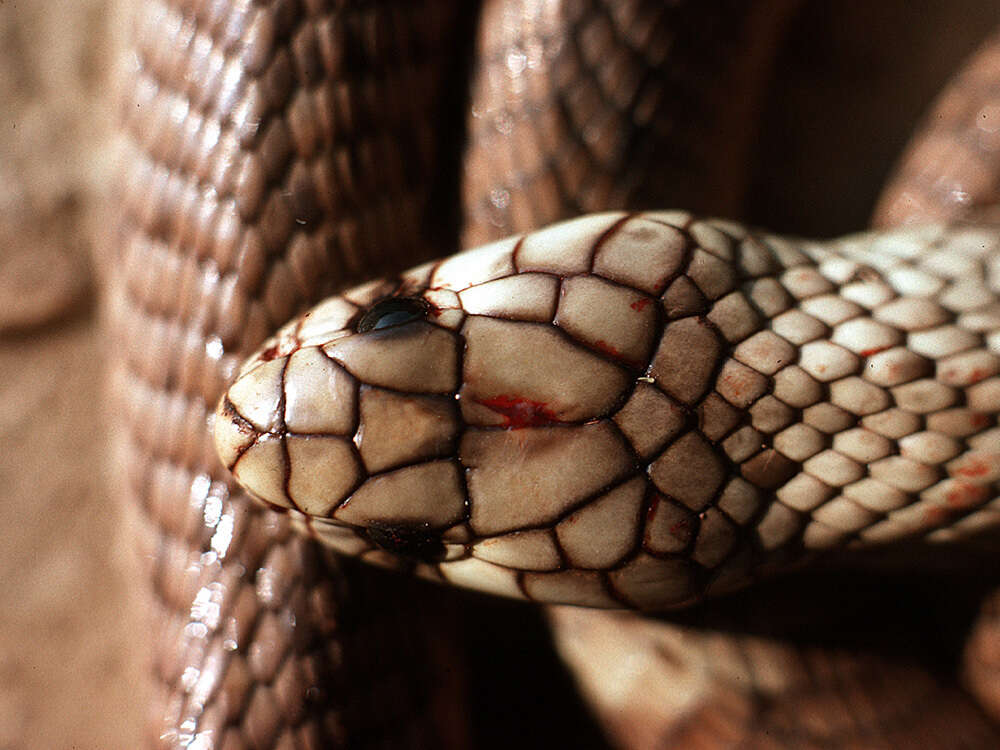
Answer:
356;296;427;333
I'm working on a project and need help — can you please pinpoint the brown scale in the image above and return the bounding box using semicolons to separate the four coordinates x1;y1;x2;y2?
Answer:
460;0;800;246
524;224;999;744
105;0;470;747
223;214;996;611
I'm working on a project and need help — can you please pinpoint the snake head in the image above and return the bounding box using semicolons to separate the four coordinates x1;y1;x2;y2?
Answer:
215;213;1000;609
214;213;715;608
212;284;468;549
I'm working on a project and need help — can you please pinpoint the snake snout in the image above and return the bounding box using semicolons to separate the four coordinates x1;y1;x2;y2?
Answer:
212;339;363;514
213;296;471;552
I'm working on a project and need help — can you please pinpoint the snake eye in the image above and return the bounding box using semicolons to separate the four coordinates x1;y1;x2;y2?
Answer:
356;296;428;333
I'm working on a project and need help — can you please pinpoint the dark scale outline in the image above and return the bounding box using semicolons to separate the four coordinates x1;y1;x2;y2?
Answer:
811;230;985;543
644;221;940;580
783;228;998;546
464;468;646;550
349;384;461;475
226;212;798;605
548;476;650;571
129;4;454;308
458;315;636;420
330;457;468;524
118;3;459;392
461;2;771;238
129;443;363;737
454;215;777;604
116;3;479;745
218;213;1000;609
318;319;465;396
643;224;794;578
268;214;702;603
450;271;562;324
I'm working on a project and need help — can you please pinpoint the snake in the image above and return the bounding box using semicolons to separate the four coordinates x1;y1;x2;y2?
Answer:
215;211;1000;611
104;0;1000;747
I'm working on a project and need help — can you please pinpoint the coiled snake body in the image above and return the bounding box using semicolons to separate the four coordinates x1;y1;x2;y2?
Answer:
106;0;1000;747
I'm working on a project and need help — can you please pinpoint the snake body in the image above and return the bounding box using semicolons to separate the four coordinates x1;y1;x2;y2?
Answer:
216;213;1000;610
106;0;1000;746
107;1;475;745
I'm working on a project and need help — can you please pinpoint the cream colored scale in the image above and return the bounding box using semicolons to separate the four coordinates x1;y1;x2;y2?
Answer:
215;212;1000;610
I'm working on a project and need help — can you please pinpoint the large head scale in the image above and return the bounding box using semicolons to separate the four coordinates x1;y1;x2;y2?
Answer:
215;213;1000;609
214;213;710;609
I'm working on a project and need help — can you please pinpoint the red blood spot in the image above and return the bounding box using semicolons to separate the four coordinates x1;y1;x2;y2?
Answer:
720;372;746;399
953;460;989;478
593;339;622;358
476;394;561;429
669;520;689;537
945;481;989;507
591;339;643;368
968;368;989;384
260;345;280;361
859;346;889;357
646;495;660;521
630;298;652;312
970;413;990;428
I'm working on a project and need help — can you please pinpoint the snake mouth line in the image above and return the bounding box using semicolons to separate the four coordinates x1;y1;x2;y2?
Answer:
364;521;448;563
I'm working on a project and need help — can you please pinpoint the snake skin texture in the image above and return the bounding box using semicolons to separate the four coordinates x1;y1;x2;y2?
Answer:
106;0;473;746
460;0;797;247
209;5;1000;745
455;12;999;744
108;0;1000;746
871;29;1000;726
217;212;1000;611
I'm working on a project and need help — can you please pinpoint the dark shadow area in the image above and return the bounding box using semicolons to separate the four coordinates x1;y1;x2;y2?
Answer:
749;0;999;236
458;592;612;750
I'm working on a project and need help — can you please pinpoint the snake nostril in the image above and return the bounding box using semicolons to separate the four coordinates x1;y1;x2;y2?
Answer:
365;521;446;563
356;296;428;333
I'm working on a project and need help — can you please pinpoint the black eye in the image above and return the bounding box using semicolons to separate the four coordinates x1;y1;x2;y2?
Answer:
356;296;427;333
